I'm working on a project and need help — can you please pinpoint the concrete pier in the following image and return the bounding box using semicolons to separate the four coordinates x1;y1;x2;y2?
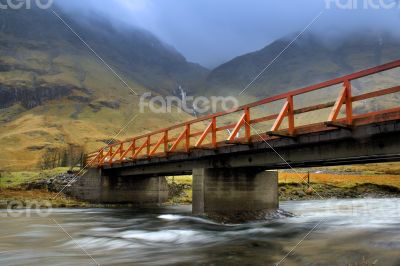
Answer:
68;169;168;205
192;168;278;218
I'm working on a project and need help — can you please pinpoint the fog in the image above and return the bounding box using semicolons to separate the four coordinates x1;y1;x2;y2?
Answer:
55;0;400;67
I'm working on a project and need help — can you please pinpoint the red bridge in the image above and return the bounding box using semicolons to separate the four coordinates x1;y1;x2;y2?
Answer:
76;59;400;217
87;59;400;168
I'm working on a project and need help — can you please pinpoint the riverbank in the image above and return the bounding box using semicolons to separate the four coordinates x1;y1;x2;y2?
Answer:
167;171;400;203
0;168;87;208
1;167;400;208
0;168;124;208
0;188;87;208
2;181;398;210
167;177;400;204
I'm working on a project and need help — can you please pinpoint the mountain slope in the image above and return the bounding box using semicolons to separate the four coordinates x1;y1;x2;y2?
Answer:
0;7;207;170
205;32;400;101
1;6;399;171
200;32;400;148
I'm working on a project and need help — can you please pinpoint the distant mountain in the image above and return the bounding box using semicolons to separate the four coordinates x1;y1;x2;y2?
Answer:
0;6;207;170
1;5;399;171
204;32;400;102
0;6;208;96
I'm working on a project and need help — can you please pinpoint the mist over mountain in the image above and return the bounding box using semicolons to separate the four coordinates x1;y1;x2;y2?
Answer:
0;6;208;94
1;2;400;170
55;0;400;67
204;31;400;101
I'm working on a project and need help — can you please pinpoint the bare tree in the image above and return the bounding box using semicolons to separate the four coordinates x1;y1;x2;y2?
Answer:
38;144;86;170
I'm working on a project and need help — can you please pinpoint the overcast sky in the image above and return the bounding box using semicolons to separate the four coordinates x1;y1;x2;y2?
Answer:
56;0;400;67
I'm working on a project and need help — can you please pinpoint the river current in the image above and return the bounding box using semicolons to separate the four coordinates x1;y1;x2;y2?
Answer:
0;198;399;265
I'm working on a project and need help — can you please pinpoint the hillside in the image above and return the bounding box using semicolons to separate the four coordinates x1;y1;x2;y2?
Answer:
0;7;208;170
1;7;400;172
200;32;400;138
205;32;400;104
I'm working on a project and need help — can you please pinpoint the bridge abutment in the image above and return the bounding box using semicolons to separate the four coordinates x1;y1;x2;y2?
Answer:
192;168;278;220
68;168;168;205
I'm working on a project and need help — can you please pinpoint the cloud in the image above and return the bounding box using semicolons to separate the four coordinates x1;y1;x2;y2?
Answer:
54;0;400;67
114;0;150;12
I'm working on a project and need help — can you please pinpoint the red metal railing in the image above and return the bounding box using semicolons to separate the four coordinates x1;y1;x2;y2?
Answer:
87;59;400;167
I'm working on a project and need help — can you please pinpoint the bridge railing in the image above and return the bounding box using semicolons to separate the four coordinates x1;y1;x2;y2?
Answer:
86;59;400;167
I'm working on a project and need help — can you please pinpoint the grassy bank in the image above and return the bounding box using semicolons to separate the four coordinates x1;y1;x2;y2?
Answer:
0;167;72;189
1;164;400;207
0;189;88;208
166;170;400;204
0;167;90;208
279;172;400;189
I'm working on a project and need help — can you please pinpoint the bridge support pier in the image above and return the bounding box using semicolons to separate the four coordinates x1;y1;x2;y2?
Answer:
68;168;169;205
192;168;278;220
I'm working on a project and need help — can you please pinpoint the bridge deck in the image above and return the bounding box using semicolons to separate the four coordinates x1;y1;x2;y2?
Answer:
105;118;400;177
87;59;400;172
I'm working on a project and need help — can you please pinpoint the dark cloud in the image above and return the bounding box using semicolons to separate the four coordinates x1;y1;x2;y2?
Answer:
55;0;400;67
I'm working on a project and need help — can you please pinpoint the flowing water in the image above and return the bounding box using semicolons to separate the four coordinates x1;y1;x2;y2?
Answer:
0;198;399;266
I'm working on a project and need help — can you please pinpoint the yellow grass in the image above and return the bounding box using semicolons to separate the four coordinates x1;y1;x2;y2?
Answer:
0;42;198;171
165;172;400;190
279;172;400;189
0;189;87;207
316;163;400;175
166;175;192;184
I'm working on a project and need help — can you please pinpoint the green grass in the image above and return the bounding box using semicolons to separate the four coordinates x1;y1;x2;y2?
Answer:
166;175;192;184
166;175;192;204
0;167;73;188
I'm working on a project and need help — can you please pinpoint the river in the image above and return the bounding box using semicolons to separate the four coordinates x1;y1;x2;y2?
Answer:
0;198;399;265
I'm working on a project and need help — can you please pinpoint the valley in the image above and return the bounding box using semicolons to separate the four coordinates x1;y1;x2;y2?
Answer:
0;6;399;174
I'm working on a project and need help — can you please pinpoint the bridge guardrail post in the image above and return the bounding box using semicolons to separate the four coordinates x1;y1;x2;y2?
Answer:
287;95;295;135
345;80;353;125
146;136;151;158
212;117;217;147
244;107;251;142
99;149;104;166
120;143;124;161
185;124;191;152
164;130;169;155
133;139;136;159
327;80;353;127
109;146;113;166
